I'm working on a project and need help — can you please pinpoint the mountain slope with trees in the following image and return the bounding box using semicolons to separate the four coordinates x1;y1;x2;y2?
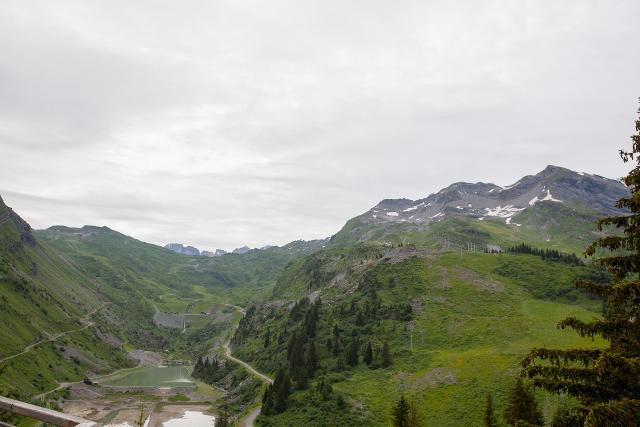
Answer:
228;243;607;425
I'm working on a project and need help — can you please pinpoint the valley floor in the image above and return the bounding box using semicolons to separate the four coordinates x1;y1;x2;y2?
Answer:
61;382;219;426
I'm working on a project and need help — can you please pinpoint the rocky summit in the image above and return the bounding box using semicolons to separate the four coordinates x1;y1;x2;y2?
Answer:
164;242;201;256
361;165;626;226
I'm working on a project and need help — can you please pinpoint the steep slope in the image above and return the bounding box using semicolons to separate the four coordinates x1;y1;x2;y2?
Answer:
331;166;626;251
0;197;131;400
231;245;607;426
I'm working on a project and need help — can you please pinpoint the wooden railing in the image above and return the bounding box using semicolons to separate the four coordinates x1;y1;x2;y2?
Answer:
0;396;96;426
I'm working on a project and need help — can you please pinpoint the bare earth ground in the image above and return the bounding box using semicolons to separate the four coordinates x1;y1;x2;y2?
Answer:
127;350;163;366
62;383;217;426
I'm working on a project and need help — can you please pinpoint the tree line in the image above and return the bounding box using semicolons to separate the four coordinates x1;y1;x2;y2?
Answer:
506;243;583;266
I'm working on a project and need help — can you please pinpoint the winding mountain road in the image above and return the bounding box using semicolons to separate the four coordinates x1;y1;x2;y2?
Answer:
221;304;272;427
222;341;273;385
222;305;271;383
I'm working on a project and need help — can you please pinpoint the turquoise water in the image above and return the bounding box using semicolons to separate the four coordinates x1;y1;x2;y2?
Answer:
102;366;195;388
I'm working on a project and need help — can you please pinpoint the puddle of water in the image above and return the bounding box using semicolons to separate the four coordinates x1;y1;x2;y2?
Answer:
163;410;215;426
104;415;150;427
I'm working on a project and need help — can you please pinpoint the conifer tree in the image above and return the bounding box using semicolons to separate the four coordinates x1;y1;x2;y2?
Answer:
392;395;410;427
346;336;359;366
262;385;274;415
303;300;320;338
276;371;292;411
522;104;640;426
216;411;230;427
331;324;342;356
356;310;365;326
268;367;291;413
287;330;299;361
484;393;496;427
293;365;308;390
263;328;271;348
286;330;309;389
316;377;333;400
382;341;392;368
306;340;318;378
504;377;543;426
363;341;374;365
288;331;305;370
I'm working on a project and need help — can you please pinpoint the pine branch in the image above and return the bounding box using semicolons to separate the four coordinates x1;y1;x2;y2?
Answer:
523;365;599;383
558;317;633;341
522;348;601;368
574;280;611;298
584;398;640;427
527;377;616;401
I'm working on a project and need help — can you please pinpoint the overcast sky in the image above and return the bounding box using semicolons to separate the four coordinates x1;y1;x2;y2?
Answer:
1;1;639;251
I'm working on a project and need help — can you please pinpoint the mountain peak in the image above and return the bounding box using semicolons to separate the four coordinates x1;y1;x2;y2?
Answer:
164;243;200;256
355;166;627;230
541;164;565;172
0;194;35;248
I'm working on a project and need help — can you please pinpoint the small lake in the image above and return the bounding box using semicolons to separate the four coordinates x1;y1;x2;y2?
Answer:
101;366;195;388
163;411;215;426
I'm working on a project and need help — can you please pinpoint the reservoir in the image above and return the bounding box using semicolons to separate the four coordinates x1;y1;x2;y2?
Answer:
100;366;196;388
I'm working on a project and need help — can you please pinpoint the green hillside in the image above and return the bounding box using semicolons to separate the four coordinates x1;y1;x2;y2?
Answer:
330;202;603;255
37;227;326;306
0;198;132;401
0;198;323;405
230;245;607;426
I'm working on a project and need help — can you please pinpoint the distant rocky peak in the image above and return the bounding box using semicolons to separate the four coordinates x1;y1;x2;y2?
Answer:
201;249;228;257
361;166;627;227
232;246;252;254
164;243;200;256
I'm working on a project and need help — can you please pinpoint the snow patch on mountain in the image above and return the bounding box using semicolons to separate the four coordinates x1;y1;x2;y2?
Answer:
484;205;525;218
529;189;563;206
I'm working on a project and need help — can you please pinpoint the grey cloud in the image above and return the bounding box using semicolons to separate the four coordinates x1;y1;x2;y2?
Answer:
0;0;639;250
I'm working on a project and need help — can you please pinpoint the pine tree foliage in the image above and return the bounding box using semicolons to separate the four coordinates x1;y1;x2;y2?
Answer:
381;341;392;368
346;336;359;366
306;340;318;377
521;104;640;427
192;356;224;383
363;341;374;365
504;377;543;426
262;367;292;415
507;243;582;266
392;395;410;427
391;395;421;427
